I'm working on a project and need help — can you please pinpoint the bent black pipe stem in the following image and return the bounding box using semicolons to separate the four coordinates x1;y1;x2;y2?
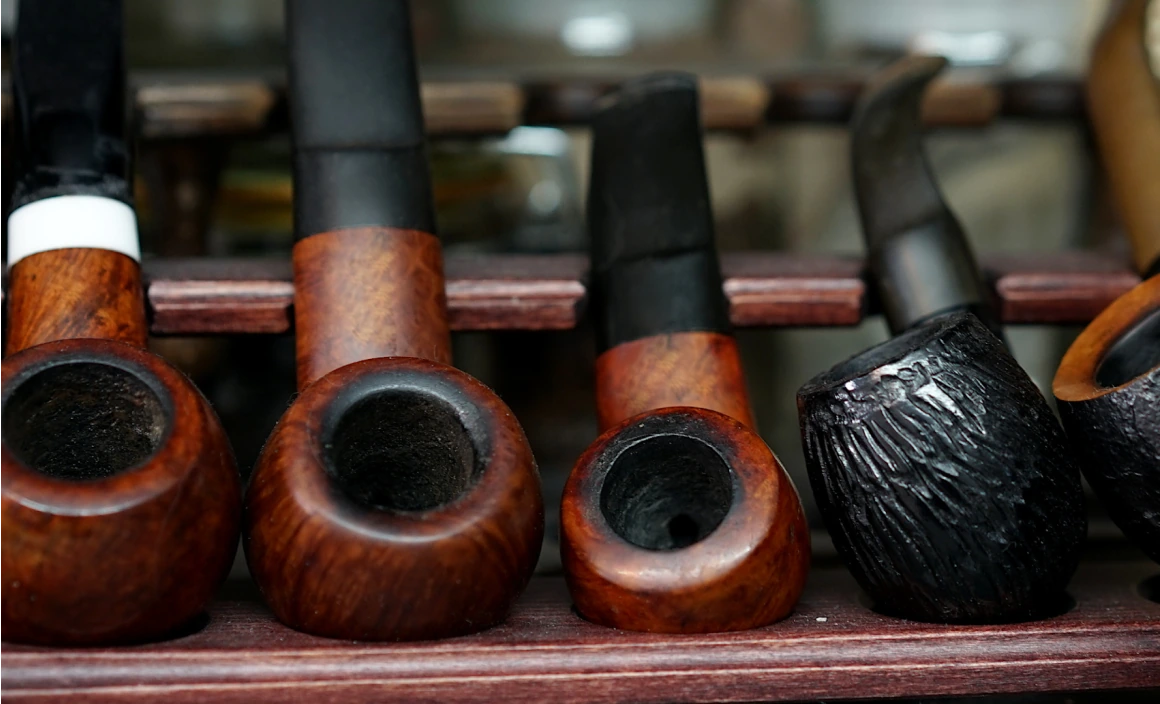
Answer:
851;56;1003;341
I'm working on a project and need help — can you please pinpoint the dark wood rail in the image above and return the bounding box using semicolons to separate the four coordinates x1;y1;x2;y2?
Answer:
0;251;1137;335
1;72;1084;138
3;561;1156;703
106;250;1140;334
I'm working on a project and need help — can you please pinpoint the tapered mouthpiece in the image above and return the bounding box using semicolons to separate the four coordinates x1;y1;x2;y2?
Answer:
587;73;730;351
851;55;1002;339
287;0;435;238
11;0;130;208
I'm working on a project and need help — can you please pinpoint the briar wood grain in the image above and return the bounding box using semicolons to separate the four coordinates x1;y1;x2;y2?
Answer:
562;74;810;635
594;332;755;431
2;562;1157;703
4;249;147;354
243;356;543;642
1;338;241;646
292;227;451;389
562;407;809;634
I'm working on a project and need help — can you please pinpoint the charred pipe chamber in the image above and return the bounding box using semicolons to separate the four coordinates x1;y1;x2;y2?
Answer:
1055;276;1160;564
244;356;543;641
562;407;808;633
798;312;1086;623
1;338;241;645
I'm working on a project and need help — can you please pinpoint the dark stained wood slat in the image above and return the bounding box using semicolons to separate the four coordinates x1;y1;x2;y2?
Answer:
1;74;1084;138
722;252;866;327
127;251;1138;335
988;251;1144;324
3;563;1157;703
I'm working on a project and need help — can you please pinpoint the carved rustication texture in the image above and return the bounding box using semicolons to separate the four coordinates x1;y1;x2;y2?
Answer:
1059;368;1160;564
798;312;1086;623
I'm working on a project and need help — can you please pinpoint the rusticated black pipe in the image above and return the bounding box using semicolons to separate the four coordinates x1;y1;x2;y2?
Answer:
797;56;1086;623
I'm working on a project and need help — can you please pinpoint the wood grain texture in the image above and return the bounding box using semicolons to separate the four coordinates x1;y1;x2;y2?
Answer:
799;312;1087;623
1087;0;1160;275
594;332;755;431
2;562;1157;703
243;356;543;641
1055;275;1160;563
4;249;147;354
562;407;808;633
1;338;241;646
292;227;451;389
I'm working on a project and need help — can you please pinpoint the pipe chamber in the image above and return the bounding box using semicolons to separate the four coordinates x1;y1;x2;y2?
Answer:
244;357;543;641
2;338;241;645
562;407;809;633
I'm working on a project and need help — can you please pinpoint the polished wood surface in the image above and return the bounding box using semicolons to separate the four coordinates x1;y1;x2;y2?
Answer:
1087;0;1160;275
5;251;1127;336
562;407;808;633
4;248;147;355
292;227;451;389
3;562;1156;702
243;356;543;641
594;332;755;431
1;338;241;646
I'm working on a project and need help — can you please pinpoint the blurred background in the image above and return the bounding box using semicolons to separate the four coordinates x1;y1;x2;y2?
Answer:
1;0;1143;572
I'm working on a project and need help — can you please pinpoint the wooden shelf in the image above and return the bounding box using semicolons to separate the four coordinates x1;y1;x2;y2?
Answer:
1;72;1084;138
3;561;1157;703
104;250;1140;334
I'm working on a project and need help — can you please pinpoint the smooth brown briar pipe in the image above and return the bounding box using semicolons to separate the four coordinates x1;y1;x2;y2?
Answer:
1054;0;1160;563
560;74;810;634
242;0;543;641
1;0;241;646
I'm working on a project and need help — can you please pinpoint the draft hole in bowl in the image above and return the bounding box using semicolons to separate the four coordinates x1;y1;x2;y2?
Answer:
1096;308;1160;388
856;590;1076;624
2;362;169;481
325;389;477;512
600;434;733;551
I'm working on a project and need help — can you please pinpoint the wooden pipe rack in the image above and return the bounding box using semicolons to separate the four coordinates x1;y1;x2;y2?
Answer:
4;563;1157;702
2;70;1157;703
3;71;1084;138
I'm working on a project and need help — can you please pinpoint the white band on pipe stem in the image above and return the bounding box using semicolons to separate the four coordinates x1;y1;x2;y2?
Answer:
6;195;140;268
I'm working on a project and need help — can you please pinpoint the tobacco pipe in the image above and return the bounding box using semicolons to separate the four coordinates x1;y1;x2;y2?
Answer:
242;0;543;641
1;0;241;646
797;56;1087;623
1054;0;1159;563
559;74;810;634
